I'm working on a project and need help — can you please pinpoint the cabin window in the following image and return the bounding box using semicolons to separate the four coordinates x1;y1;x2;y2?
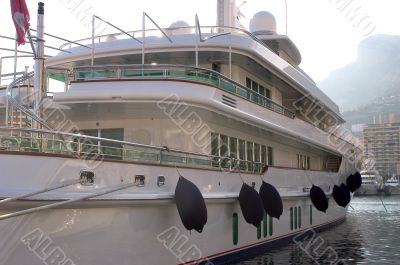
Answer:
211;132;219;167
246;77;271;99
229;137;238;168
239;139;246;170
81;128;124;160
251;80;259;93
310;205;313;225
259;85;265;96
209;131;269;173
259;85;271;99
261;145;267;167
267;146;274;166
212;63;221;73
257;223;261;239
265;88;271;99
294;206;298;229
297;154;310;169
220;134;229;168
246;141;254;171
246;77;252;89
245;77;252;100
254;143;261;172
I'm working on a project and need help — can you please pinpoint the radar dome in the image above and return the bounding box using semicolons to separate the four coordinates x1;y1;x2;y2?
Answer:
249;11;277;35
167;21;192;36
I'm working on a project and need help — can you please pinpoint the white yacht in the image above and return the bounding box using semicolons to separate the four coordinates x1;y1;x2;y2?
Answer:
384;175;400;195
354;170;381;196
0;2;361;265
385;176;399;187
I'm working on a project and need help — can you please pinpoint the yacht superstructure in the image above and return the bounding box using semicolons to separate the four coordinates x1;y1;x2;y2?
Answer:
354;170;382;196
0;2;362;264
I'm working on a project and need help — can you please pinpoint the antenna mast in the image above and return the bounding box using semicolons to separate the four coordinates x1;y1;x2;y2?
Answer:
33;2;45;128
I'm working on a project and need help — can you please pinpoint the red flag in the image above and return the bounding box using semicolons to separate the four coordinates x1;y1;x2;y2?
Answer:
10;0;30;45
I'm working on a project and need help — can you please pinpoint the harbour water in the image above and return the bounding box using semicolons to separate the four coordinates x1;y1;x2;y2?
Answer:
233;196;400;264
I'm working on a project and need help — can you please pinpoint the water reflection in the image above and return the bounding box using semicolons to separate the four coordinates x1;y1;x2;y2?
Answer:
232;196;400;264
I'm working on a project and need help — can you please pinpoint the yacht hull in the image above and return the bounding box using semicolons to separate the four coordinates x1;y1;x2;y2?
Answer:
0;153;350;265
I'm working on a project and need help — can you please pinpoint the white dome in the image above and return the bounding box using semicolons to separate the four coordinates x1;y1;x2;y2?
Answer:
169;21;190;28
249;11;277;35
167;21;192;36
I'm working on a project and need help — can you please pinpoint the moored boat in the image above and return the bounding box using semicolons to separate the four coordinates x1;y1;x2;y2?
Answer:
354;170;382;196
0;1;362;264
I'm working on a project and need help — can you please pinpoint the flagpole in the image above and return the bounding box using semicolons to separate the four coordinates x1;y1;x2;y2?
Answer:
33;2;45;129
13;33;18;79
285;0;288;35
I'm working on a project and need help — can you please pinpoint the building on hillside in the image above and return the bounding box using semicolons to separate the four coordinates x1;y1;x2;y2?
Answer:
363;123;400;179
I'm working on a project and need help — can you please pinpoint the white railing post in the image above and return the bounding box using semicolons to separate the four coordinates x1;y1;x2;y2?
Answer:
142;12;145;65
91;15;95;67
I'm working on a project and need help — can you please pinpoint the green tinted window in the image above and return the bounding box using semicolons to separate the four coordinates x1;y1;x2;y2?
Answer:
254;143;261;172
269;215;273;236
298;206;302;228
211;132;219;167
267;146;273;166
290;207;293;230
263;213;268;238
220;135;229;168
247;142;253;171
239;139;246;170
233;213;238;245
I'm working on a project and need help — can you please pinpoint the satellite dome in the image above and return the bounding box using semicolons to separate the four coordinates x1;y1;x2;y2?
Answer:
167;21;192;36
249;11;277;35
169;20;190;28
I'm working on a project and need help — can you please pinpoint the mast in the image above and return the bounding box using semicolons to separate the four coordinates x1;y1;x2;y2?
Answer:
33;2;45;128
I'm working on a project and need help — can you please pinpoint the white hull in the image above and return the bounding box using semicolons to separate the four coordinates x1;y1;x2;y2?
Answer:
0;153;350;265
354;184;380;196
384;186;400;196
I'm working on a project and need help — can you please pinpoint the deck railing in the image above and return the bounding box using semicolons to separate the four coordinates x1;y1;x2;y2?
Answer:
57;64;295;119
0;127;266;173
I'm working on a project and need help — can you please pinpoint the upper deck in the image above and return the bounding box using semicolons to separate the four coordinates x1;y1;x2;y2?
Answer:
40;23;344;129
0;12;364;174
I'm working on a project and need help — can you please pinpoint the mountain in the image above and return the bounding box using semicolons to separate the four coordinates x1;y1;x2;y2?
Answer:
317;34;400;113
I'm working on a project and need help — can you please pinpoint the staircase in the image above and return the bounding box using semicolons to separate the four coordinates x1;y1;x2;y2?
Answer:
5;72;54;130
7;109;33;128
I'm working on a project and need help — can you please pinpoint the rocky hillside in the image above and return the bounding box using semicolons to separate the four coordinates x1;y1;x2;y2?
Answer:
318;34;400;113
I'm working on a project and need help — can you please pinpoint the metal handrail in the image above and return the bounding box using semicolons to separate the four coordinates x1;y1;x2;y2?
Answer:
67;63;295;119
0;178;82;205
5;72;54;130
29;28;92;50
59;25;263;51
0;127;265;171
0;181;139;221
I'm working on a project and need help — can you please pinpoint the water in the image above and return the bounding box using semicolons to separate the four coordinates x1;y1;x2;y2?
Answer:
233;196;400;265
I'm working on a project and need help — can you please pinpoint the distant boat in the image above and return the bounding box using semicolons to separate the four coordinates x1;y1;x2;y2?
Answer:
384;175;400;196
385;176;399;187
354;170;382;196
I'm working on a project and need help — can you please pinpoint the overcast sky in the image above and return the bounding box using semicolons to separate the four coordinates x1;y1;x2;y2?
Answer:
1;0;399;82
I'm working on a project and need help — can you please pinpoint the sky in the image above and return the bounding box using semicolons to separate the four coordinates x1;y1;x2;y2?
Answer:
1;0;399;83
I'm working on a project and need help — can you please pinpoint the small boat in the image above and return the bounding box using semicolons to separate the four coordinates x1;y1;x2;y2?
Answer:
354;170;382;196
384;175;400;196
385;176;399;187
